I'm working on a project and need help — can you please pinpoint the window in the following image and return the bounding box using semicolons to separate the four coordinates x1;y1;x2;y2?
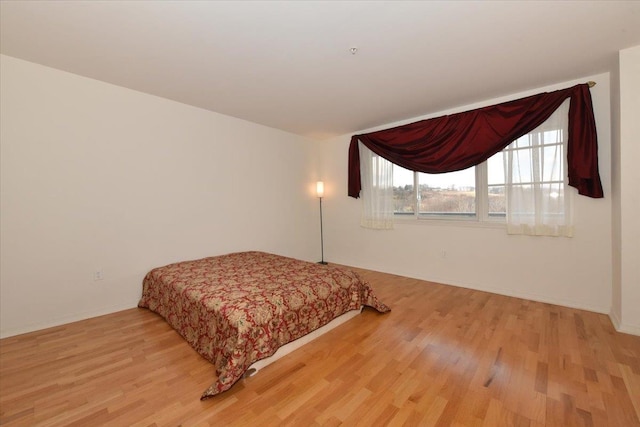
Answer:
393;164;485;220
392;165;415;216
503;117;572;236
393;165;478;218
392;117;570;228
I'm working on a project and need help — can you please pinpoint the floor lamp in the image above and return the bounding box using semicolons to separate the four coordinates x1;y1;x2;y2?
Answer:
316;181;328;265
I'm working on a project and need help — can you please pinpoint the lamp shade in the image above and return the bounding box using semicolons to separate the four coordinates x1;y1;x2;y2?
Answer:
316;181;325;198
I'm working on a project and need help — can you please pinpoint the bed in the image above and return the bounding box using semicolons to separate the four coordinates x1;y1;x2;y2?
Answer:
138;251;390;399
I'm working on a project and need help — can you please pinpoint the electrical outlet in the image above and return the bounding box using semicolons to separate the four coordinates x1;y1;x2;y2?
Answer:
94;269;104;281
440;250;447;259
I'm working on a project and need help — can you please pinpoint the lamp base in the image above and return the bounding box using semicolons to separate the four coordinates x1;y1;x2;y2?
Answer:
317;261;328;265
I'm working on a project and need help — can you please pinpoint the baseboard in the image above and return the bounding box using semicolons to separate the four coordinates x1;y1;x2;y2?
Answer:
393;270;609;315
616;324;640;336
360;264;640;336
609;310;640;336
0;302;137;339
447;279;610;315
348;261;610;315
609;309;622;330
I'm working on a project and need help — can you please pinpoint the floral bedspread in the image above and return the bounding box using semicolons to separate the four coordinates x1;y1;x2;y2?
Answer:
138;251;390;399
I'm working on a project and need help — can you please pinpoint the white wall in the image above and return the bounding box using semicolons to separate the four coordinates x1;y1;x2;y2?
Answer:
610;55;622;329
4;54;634;338
0;55;320;338
616;45;640;334
320;74;613;314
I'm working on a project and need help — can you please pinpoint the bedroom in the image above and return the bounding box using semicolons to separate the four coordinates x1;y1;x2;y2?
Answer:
1;1;639;425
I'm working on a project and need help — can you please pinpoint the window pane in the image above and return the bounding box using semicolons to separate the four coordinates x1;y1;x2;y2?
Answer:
393;164;415;214
543;129;563;144
507;184;534;215
542;144;563;182
487;152;506;219
488;185;506;217
508;184;565;216
418;167;475;217
513;135;532;149
511;149;533;184
488;152;505;185
541;183;565;215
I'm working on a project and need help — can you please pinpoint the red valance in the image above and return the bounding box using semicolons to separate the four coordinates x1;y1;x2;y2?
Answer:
348;83;603;199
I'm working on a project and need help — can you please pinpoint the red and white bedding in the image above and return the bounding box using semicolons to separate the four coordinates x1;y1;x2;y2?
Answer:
138;251;390;399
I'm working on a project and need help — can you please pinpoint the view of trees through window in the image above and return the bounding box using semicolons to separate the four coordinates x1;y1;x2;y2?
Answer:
393;158;506;219
393;166;480;216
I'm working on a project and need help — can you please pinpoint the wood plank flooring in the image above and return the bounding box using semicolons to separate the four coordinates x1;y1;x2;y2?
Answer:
1;268;639;426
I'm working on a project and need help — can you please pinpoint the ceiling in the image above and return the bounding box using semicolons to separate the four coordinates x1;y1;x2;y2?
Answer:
2;1;639;140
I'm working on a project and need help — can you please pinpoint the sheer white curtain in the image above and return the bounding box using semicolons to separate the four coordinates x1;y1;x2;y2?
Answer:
359;141;394;229
504;100;573;237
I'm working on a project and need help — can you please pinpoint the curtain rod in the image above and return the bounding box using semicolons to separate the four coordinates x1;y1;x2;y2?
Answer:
588;81;596;87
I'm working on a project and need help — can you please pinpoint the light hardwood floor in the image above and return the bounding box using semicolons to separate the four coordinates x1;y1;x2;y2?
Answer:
1;268;639;426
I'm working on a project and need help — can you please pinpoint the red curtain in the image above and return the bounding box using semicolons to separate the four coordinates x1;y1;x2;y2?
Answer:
348;83;603;199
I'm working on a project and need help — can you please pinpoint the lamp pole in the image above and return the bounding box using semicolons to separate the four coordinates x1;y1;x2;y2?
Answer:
317;181;327;265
